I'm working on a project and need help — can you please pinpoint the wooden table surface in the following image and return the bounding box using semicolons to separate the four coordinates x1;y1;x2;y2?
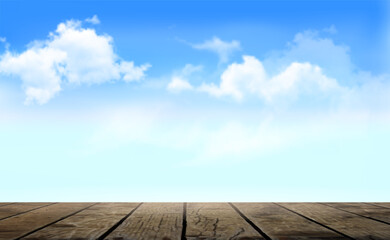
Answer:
0;202;389;239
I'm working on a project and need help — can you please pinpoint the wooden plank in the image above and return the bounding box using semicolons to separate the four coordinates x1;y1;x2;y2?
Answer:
233;203;346;239
105;202;182;240
324;203;390;224
0;203;53;220
22;203;140;240
185;202;264;239
371;203;390;209
279;203;390;239
0;203;14;208
0;202;93;240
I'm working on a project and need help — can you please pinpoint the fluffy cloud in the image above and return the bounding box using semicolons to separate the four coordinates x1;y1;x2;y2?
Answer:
192;37;240;63
176;55;342;103
0;48;66;104
198;56;266;100
172;29;372;105
0;18;150;104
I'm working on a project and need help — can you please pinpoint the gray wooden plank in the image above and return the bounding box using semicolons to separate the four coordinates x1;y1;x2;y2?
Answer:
0;202;94;240
105;202;183;240
186;202;264;239
0;203;54;220
280;203;390;240
22;203;140;240
371;203;390;209
324;203;390;224
234;202;347;239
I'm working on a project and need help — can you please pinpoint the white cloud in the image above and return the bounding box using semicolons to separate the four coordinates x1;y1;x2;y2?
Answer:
174;29;368;105
167;77;193;92
198;55;342;103
192;37;240;63
85;15;100;25
167;64;201;93
120;61;151;82
264;30;353;84
198;56;266;100
0;19;150;104
169;28;390;114
0;48;66;104
0;37;5;43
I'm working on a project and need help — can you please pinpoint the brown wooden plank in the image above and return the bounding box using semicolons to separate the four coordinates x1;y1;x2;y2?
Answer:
371;203;390;209
0;202;93;240
233;202;346;239
22;202;140;240
185;202;264;239
105;202;182;240
0;203;14;208
0;203;53;220
280;203;390;240
324;203;390;224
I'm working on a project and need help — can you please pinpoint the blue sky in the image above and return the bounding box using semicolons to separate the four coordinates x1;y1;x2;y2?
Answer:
0;0;389;201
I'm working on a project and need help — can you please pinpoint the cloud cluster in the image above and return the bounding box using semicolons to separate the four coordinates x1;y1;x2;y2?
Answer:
168;56;343;103
202;56;342;102
169;28;390;110
0;17;150;104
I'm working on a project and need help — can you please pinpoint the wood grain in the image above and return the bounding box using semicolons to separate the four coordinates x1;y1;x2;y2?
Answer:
0;202;93;240
0;203;53;220
186;202;264;239
324;202;390;224
22;203;139;240
1;202;389;239
233;202;346;239
104;202;182;240
280;203;390;240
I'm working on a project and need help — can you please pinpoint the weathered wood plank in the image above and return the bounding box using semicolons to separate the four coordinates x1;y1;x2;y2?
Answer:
324;203;390;224
0;203;53;220
0;202;93;240
233;202;346;239
371;203;390;209
280;203;390;240
105;202;182;240
0;203;14;208
186;202;264;239
22;202;140;240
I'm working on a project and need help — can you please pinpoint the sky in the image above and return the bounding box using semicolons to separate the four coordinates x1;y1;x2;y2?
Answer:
0;0;389;201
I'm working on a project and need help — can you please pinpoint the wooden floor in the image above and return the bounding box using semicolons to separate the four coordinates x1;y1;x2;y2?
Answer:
0;203;389;239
